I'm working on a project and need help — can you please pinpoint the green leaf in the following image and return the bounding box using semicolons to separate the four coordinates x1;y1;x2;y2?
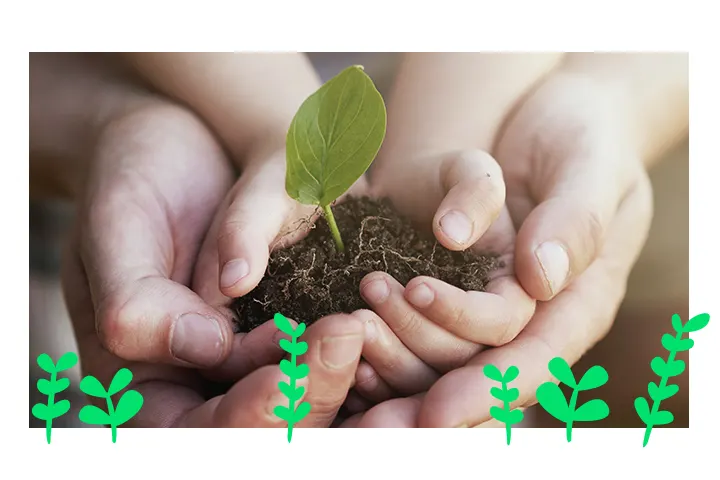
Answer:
577;365;609;391
634;397;651;424
295;363;310;378
279;360;310;379
648;382;679;402
37;377;70;396
503;366;520;383
50;399;71;418
671;313;684;334
79;405;111;425
574;399;609;422
294;323;307;337
548;357;576;388
292;401;312;423
108;368;133;396
483;364;503;382
113;390;144;425
683;313;710;333
506;409;524;425
279;339;308;356
37;353;56;373
274;405;291;422
490;387;505;400
273;313;296;337
536;382;570;422
79;375;107;397
650;410;674;426
505;388;520;403
489;406;510;423
651;357;685;378
278;382;305;402
285;65;387;207
662;334;694;352
32;403;50;421
55;352;78;371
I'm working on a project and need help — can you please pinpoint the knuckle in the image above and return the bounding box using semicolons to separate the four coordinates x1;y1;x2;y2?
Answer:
95;294;138;357
488;316;521;347
393;310;423;336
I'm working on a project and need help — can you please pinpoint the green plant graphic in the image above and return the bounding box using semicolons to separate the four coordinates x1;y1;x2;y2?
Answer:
32;352;78;444
78;368;144;443
536;357;610;442
484;364;523;445
635;312;710;447
285;65;387;253
273;312;311;443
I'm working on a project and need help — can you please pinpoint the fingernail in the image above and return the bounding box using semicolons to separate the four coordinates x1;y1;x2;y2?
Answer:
171;314;225;366
320;334;363;369
406;282;435;308
220;259;249;289
363;316;378;342
272;329;289;347
535;241;570;296
440;210;473;245
361;278;390;304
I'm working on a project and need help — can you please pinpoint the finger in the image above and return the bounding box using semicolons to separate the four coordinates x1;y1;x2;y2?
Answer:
433;150;506;251
352;309;440;394
419;176;653;427
513;158;638;301
201;318;288;383
354;361;397;404
403;273;536;346
215;157;316;301
180;364;307;428
294;313;365;428
81;105;235;368
355;396;423;428
343;390;374;414
360;273;480;372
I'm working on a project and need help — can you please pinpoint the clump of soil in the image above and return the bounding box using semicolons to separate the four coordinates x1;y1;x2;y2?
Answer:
230;196;503;333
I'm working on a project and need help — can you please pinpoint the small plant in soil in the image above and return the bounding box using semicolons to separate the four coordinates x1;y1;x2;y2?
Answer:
231;66;503;333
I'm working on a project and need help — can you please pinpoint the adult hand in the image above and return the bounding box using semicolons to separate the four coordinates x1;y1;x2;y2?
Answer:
355;70;654;427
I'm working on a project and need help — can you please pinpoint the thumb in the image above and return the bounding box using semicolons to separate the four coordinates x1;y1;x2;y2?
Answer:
514;161;636;301
432;150;507;251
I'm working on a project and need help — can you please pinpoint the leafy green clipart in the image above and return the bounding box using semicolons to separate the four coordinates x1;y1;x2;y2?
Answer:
635;312;710;447
484;364;524;445
285;65;387;253
32;352;78;444
78;368;143;443
536;357;610;442
273;312;311;443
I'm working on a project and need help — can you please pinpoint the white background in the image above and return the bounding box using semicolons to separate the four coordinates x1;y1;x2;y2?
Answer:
4;1;718;479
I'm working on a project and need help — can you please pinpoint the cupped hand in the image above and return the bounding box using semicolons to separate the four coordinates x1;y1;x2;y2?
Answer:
349;149;536;401
355;73;654;427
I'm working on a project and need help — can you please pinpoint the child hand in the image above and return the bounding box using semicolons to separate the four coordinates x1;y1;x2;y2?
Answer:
352;150;536;401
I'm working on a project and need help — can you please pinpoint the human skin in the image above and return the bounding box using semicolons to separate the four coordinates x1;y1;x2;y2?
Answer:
31;53;368;427
350;53;687;427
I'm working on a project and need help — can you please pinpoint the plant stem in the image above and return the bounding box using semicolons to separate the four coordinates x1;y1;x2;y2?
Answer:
106;395;117;443
643;329;682;447
567;388;579;442
322;204;344;253
287;334;298;443
501;381;511;445
46;371;56;444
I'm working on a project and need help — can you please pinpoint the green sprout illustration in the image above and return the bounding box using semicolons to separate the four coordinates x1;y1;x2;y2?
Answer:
635;312;710;447
483;364;524;445
273;312;311;443
285;65;387;253
32;352;78;444
78;368;144;443
536;357;610;442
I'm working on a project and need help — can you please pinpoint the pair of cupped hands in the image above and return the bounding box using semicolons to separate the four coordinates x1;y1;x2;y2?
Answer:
62;71;653;429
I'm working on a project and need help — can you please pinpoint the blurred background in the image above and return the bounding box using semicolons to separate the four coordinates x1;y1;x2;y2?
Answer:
29;53;688;428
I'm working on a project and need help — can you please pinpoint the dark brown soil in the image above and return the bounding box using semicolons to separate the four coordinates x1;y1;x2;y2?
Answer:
230;196;503;333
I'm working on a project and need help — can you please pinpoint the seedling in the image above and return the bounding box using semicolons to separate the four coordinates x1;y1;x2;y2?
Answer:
273;312;311;443
536;357;610;442
635;312;710;447
285;65;387;253
78;368;144;443
32;352;78;444
483;364;524;445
